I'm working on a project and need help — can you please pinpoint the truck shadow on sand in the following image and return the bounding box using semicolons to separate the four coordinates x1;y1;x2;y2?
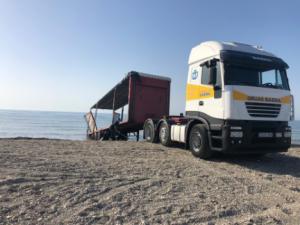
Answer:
213;152;300;178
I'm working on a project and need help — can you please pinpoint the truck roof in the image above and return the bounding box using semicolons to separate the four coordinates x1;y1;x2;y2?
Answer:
188;41;278;65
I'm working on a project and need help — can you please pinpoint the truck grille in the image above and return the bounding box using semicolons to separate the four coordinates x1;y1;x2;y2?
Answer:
245;102;281;118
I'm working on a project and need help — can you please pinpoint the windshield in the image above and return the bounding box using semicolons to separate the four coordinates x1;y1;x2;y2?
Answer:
225;65;289;90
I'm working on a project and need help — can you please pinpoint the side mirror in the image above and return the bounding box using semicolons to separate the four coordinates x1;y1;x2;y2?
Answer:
214;85;222;98
214;85;221;91
209;67;217;85
200;59;217;67
200;61;209;67
209;60;217;67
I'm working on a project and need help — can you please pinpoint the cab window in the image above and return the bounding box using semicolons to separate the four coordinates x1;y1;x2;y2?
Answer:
201;61;221;87
201;64;210;85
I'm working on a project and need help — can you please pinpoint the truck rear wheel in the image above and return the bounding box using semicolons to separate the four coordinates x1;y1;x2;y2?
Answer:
189;124;212;159
159;121;172;146
143;119;156;143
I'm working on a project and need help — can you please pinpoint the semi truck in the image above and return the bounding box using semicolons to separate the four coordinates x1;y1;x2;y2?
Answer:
86;41;294;159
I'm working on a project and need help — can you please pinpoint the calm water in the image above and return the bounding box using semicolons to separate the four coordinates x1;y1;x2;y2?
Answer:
0;109;110;140
0;109;300;144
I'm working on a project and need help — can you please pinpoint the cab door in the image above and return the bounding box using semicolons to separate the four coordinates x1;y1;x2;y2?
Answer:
198;60;224;119
186;59;224;120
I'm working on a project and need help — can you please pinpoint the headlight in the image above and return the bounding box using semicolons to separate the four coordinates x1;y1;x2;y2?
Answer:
230;131;243;138
230;126;242;130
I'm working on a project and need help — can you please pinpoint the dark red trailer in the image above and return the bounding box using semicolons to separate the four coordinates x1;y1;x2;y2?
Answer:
85;71;171;140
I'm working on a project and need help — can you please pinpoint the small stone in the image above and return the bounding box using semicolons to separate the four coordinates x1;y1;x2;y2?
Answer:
264;174;273;180
282;207;292;215
286;196;295;203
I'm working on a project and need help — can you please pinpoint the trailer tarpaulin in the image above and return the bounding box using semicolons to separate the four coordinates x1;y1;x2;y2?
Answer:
91;74;130;110
91;71;171;110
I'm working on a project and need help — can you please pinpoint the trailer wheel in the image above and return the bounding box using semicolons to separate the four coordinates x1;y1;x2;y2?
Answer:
143;119;156;143
189;124;212;159
159;121;172;146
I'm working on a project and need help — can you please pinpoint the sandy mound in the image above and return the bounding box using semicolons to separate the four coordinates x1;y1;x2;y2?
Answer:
1;139;300;224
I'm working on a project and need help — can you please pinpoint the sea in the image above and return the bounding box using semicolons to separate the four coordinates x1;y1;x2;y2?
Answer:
0;109;300;144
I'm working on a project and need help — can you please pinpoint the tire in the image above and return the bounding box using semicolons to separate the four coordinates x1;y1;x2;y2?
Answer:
189;124;212;159
143;119;156;143
159;121;172;146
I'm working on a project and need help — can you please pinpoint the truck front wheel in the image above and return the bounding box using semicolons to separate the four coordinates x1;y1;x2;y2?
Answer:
189;124;212;159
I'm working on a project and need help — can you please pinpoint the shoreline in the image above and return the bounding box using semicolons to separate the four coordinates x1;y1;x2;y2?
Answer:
1;136;300;148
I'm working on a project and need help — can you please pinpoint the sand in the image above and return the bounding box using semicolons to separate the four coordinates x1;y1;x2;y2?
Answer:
1;139;300;225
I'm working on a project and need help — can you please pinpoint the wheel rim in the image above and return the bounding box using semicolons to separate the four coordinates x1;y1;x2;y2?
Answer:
160;126;167;142
191;132;202;152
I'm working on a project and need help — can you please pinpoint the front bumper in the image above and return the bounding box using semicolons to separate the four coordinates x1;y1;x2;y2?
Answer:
219;120;291;153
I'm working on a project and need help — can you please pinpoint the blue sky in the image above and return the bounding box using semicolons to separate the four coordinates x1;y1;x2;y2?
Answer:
0;0;299;118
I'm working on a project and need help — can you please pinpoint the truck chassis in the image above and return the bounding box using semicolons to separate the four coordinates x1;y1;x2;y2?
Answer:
143;116;291;159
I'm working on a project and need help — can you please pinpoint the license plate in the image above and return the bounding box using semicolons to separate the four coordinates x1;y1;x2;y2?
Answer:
258;132;273;138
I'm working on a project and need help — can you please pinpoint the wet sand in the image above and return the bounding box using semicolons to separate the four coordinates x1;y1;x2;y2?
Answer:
1;139;300;225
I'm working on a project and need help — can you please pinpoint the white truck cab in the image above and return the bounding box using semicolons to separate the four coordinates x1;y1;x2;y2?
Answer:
186;41;292;121
144;41;294;159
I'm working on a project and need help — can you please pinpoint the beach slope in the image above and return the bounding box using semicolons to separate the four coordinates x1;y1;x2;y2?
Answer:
1;139;300;224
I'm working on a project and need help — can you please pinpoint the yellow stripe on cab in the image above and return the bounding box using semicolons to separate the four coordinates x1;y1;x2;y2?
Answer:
232;90;291;105
186;84;214;101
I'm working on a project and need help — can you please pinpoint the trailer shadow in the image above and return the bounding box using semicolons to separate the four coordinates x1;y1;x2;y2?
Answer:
212;152;300;178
